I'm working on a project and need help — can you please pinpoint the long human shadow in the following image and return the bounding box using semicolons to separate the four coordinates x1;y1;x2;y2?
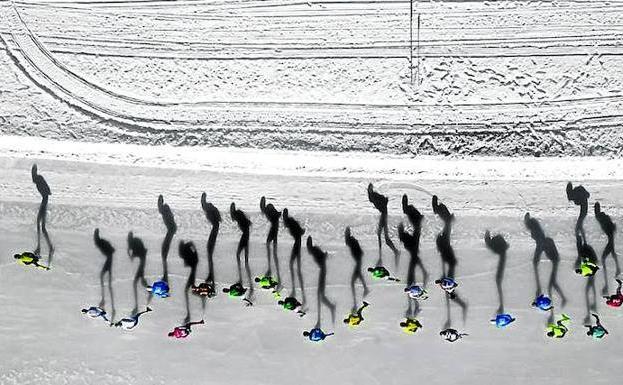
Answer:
432;195;467;327
94;228;115;324
306;236;336;328
283;208;307;308
566;182;590;239
230;203;254;302
179;240;199;324
198;193;220;309
524;213;566;306
400;195;427;289
158;195;177;284
484;231;509;315
344;227;369;312
576;233;599;324
127;231;149;314
31;164;54;266
260;196;282;287
398;221;427;319
201;193;220;284
595;202;621;295
367;183;399;267
433;195;456;279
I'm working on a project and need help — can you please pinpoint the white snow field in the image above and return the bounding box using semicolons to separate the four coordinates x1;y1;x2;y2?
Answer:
1;0;623;383
1;0;623;155
0;139;622;385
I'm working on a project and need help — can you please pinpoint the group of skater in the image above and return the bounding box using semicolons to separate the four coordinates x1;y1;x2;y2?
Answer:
14;165;623;342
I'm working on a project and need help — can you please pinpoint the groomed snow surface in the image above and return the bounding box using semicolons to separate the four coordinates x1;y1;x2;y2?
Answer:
1;144;622;385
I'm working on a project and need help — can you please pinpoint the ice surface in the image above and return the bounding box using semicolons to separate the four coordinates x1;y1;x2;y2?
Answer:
0;147;622;384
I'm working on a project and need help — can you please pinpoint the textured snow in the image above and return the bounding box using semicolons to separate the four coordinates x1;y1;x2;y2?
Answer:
0;147;622;384
1;0;623;155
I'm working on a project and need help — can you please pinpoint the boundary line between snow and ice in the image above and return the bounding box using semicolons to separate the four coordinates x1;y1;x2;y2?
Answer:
1;135;622;181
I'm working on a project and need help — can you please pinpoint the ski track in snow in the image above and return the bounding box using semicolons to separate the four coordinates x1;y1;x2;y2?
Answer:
0;151;622;384
1;0;623;155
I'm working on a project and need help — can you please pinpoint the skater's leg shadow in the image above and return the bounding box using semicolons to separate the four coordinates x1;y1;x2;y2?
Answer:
405;298;421;319
443;296;452;330
584;276;597;325
544;238;567;307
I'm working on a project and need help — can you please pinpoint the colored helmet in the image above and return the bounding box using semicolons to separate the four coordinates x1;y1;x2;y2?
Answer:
533;295;553;311
308;328;325;341
405;285;427;299
151;281;170;298
492;313;515;328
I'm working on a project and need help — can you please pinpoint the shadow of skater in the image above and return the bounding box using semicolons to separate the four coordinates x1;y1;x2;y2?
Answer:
179;240;199;324
307;236;336;328
127;232;149;314
398;195;427;319
158;195;177;284
432;195;467;328
196;194;220;302
398;220;428;318
230;203;254;304
595;202;621;295
566;182;590;239
575;233;599;324
94;228;116;324
524;213;567;307
31;164;54;266
344;227;369;312
399;196;428;289
433;195;456;278
367;183;399;267
260;196;282;289
282;208;307;309
484;231;509;315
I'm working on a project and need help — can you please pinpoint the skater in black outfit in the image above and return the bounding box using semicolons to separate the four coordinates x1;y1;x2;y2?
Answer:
282;208;307;311
368;183;400;267
32;164;54;266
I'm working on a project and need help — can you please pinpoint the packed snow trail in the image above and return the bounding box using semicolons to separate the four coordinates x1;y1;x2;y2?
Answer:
1;145;622;384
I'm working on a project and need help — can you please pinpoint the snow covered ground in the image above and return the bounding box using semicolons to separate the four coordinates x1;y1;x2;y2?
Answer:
0;141;622;384
1;0;622;383
1;0;623;155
